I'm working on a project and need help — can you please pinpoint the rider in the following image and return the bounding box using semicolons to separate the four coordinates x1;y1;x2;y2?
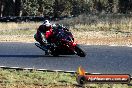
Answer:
34;20;52;54
34;20;69;55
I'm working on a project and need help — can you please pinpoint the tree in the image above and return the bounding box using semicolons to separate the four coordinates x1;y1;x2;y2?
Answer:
14;0;22;16
53;0;72;17
70;0;87;16
2;0;15;16
112;0;119;13
0;0;132;17
107;0;114;13
22;0;39;16
0;0;4;17
38;0;54;16
119;0;129;13
96;0;103;13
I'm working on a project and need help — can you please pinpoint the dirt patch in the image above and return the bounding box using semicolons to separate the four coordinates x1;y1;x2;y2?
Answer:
75;36;132;46
0;35;34;43
73;31;132;46
0;31;132;46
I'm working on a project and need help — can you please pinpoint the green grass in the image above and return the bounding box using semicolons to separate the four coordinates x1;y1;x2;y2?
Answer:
0;68;132;88
0;68;76;88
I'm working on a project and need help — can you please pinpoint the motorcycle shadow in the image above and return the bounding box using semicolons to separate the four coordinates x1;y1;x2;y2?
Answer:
0;55;76;58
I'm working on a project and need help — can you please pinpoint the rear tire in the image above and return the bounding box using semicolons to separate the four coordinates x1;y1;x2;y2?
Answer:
52;52;59;57
51;49;59;57
75;45;86;57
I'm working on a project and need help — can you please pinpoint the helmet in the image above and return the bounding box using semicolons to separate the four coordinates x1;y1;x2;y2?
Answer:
43;20;51;27
43;20;52;30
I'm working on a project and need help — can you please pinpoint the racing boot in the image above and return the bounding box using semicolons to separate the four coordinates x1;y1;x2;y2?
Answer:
45;49;50;55
40;44;50;55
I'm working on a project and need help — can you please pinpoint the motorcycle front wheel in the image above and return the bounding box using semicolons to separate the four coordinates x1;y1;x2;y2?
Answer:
75;45;86;57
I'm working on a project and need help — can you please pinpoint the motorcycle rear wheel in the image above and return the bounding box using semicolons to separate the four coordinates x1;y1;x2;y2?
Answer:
52;53;59;57
51;49;59;57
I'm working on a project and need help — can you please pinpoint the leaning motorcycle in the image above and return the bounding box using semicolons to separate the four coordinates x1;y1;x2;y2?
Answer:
35;28;86;57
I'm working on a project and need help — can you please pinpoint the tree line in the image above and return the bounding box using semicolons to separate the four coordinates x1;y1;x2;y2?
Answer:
0;0;132;17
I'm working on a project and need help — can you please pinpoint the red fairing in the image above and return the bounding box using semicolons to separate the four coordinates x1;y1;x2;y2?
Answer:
72;42;77;46
45;29;53;39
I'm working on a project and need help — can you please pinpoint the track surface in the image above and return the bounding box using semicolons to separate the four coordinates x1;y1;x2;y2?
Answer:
0;42;132;74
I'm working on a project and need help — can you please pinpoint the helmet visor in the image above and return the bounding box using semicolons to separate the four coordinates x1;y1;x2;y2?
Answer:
46;25;52;30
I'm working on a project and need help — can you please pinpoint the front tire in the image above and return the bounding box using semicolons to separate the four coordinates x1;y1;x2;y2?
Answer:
75;45;86;57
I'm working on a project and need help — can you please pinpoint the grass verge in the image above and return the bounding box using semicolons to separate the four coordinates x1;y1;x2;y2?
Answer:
0;68;76;88
0;68;132;88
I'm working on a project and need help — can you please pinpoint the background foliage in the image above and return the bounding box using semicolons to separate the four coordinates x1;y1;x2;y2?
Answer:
0;0;132;17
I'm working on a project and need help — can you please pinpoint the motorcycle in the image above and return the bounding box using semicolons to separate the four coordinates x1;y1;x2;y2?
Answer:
35;27;86;57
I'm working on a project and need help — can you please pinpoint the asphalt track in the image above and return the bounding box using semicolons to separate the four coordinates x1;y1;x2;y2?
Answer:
0;42;132;74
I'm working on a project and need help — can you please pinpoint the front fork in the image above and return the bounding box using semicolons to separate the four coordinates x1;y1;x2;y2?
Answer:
68;42;78;54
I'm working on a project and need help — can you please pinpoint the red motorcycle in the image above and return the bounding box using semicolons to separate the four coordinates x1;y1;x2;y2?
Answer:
35;27;86;57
